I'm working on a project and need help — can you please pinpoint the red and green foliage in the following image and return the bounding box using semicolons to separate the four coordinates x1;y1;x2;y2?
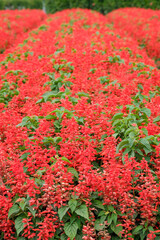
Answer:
0;8;160;240
0;9;46;53
106;8;160;63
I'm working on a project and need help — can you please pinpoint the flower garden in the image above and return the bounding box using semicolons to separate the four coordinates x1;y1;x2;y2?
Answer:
0;7;160;240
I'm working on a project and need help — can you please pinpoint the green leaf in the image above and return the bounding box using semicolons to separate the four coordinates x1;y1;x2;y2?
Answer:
27;206;36;218
112;113;123;122
77;92;89;98
75;204;89;220
54;137;62;143
107;205;114;212
141;108;151;117
141;128;148;136
76;218;82;229
64;221;78;240
16;116;30;127
92;200;105;210
107;214;112;225
98;210;106;217
60;233;68;240
153;116;160;123
111;212;117;225
61;157;71;164
144;147;152;155
116;139;129;152
136;149;144;156
128;150;135;158
139;138;151;151
148;226;154;231
58;206;69;221
94;218;105;231
140;232;146;240
67;167;79;179
69;96;79;105
76;117;85;125
20;152;30;160
68;199;78;213
132;225;143;235
15;214;26;236
75;234;83;240
8;204;20;219
111;223;123;237
45;114;56;120
122;148;130;157
19;199;26;211
128;138;135;148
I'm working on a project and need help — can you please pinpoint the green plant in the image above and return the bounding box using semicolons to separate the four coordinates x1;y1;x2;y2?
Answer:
112;91;160;162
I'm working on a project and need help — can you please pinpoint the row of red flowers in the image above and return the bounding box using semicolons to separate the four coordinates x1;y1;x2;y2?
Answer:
0;8;160;239
0;9;46;53
106;8;160;62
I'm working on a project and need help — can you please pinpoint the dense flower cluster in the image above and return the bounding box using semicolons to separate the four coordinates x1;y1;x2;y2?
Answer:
106;8;160;61
0;8;160;239
0;9;46;53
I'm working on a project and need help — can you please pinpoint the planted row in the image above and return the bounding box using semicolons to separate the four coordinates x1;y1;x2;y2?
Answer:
0;9;160;240
0;9;46;53
106;8;160;64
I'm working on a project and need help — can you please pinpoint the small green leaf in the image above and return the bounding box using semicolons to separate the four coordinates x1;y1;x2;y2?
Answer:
139;138;151;150
141;128;148;136
15;214;26;236
27;206;36;218
67;167;79;179
75;234;83;240
132;225;143;235
61;157;71;163
92;200;105;210
64;221;78;240
8;204;20;219
153;116;160;123
111;223;123;236
58;206;69;221
136;149;144;156
20;152;30;160
94;218;105;231
68;199;78;213
141;108;151;117
128;138;135;148
148;226;154;231
107;215;112;225
116;139;129;152
140;232;147;240
60;233;68;240
77;92;89;98
76;117;85;125
98;210;106;217
75;204;89;220
112;113;123;122
19;199;26;211
45;114;56;120
107;205;114;212
54;137;62;143
111;212;117;225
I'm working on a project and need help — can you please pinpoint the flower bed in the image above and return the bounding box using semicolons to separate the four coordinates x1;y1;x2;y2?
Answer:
0;9;46;53
106;8;160;62
0;9;160;240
